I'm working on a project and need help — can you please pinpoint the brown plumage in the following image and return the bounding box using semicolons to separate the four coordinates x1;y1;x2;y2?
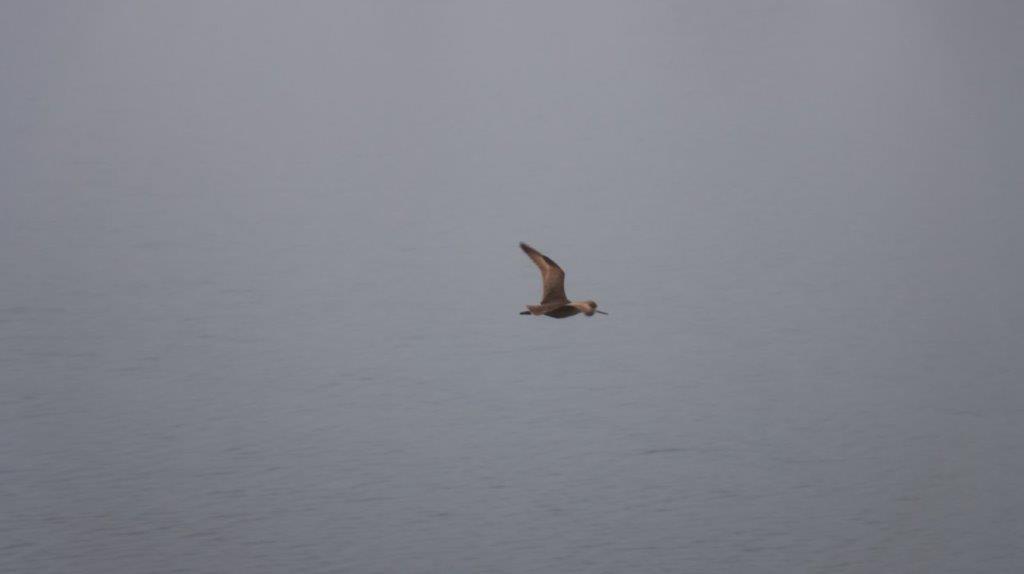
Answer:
519;242;607;318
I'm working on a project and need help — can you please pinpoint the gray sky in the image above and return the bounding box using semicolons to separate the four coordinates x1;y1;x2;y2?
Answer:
4;1;1022;366
3;1;1021;304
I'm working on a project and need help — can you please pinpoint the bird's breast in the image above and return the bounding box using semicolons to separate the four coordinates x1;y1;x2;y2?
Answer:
545;306;581;318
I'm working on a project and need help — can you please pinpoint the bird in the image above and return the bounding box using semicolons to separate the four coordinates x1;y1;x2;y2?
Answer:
519;242;607;318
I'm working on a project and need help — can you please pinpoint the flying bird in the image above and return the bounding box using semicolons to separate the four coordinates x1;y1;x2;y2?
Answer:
519;242;607;318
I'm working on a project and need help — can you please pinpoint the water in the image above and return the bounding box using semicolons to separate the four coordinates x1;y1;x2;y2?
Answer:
3;2;1023;572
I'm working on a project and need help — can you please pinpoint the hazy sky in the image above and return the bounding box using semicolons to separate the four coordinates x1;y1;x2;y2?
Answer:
3;1;1022;305
3;1;1022;365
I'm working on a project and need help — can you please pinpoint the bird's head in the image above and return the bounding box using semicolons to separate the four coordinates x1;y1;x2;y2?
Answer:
584;301;608;316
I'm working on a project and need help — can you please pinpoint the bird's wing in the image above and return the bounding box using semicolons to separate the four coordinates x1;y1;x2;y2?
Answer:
520;242;569;305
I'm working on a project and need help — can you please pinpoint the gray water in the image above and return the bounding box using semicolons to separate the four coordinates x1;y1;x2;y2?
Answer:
3;2;1023;572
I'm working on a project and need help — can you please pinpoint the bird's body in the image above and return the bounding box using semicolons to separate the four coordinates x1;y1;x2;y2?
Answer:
519;242;607;318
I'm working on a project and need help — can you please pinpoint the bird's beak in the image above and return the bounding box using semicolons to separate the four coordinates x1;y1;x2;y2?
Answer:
595;310;609;315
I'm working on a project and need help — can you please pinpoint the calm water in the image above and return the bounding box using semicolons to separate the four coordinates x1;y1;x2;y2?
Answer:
3;2;1023;572
3;188;1022;573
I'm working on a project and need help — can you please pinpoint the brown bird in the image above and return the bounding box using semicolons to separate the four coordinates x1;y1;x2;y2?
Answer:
519;242;607;318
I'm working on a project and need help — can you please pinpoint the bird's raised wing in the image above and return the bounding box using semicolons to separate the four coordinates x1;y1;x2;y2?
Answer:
520;242;569;305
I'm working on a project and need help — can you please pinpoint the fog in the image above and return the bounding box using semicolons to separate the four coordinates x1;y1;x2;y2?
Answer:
2;2;1022;572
